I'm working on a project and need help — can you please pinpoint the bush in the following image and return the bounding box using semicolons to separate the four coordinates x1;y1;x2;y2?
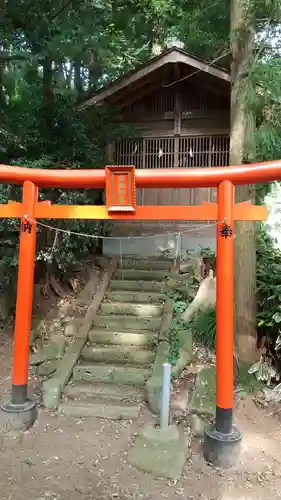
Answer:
190;306;216;349
256;224;281;340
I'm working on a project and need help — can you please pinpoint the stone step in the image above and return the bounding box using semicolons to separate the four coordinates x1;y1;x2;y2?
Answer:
81;345;155;365
73;362;152;386
64;382;145;403
109;280;165;292
88;329;157;347
99;301;163;318
114;269;170;281
105;290;166;304
59;400;141;420
93;315;161;331
117;259;171;271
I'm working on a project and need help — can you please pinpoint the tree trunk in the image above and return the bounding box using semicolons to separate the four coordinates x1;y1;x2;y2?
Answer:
74;59;83;97
230;0;259;363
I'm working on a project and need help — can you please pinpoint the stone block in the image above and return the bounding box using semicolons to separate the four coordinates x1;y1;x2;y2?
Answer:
146;341;170;414
189;366;216;416
128;424;190;480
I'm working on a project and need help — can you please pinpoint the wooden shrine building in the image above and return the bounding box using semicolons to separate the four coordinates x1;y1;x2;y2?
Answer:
83;47;230;255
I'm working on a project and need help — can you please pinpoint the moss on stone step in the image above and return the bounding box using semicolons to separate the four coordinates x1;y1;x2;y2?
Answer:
100;302;163;317
109;280;165;292
64;382;144;403
88;329;157;347
93;315;161;331
59;400;141;420
105;291;166;304
116;259;172;271
114;269;170;281
73;363;151;386
81;345;155;365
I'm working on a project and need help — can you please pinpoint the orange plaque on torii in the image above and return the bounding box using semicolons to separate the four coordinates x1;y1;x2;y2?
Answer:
105;165;136;213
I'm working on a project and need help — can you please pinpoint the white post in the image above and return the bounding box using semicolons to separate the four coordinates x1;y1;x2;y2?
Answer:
160;362;172;430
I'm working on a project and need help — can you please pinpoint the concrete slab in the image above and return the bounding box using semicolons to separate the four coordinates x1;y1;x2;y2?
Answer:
189;366;216;416
127;423;190;480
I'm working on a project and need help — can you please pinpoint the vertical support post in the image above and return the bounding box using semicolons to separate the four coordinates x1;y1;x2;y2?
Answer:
1;181;38;418
160;362;171;431
216;180;234;434
203;180;242;469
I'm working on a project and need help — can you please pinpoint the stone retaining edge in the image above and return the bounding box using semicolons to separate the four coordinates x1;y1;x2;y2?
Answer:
146;298;173;414
42;257;117;410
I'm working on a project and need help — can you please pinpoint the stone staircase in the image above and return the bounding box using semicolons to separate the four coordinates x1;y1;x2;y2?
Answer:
60;258;173;420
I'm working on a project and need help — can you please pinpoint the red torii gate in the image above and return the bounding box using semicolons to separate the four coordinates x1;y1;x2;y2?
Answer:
0;160;279;466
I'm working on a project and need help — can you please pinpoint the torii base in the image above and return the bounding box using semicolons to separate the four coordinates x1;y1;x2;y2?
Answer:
203;424;242;469
0;399;37;435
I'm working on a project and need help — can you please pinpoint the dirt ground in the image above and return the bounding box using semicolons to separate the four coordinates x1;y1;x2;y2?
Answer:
1;331;281;500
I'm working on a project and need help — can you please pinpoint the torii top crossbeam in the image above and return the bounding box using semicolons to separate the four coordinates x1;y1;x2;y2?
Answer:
1;159;281;188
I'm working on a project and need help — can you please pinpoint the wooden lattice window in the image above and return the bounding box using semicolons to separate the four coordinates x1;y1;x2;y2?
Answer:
114;135;229;169
178;135;229;168
114;139;143;168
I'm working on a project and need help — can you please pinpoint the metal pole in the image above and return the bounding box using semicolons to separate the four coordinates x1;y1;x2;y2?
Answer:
160;362;171;430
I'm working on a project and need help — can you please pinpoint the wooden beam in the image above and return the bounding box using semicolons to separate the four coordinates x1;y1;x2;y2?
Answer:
174;63;182;137
29;202;268;221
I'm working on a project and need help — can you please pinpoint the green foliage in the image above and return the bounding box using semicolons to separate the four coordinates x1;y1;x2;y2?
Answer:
190;306;216;349
237;361;265;393
256;224;281;332
167;289;187;365
249;224;281;384
165;274;193;365
199;246;216;260
243;56;281;165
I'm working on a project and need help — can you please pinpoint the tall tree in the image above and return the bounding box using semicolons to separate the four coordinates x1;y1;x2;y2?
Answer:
230;0;258;363
230;0;281;362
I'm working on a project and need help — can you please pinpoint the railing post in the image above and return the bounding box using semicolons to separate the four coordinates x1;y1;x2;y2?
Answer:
1;181;38;427
203;180;242;468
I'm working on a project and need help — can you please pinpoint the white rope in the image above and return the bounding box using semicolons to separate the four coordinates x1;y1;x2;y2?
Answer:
25;216;218;241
